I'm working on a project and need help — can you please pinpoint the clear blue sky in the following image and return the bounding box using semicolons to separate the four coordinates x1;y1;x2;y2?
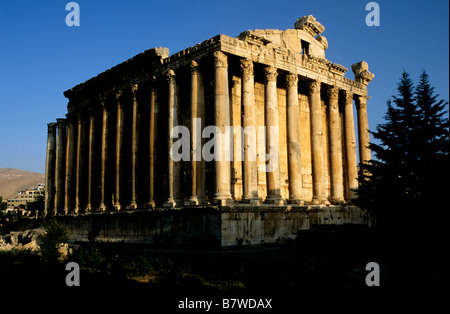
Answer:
0;0;448;173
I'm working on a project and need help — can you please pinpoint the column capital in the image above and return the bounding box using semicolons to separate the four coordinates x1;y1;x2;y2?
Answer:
231;76;241;88
264;66;278;83
286;73;298;88
56;118;67;126
308;79;321;94
344;90;354;103
100;98;109;111
166;69;176;83
115;90;123;101
213;51;228;69
355;94;368;109
240;58;253;82
131;83;139;95
190;60;200;75
75;109;85;122
327;86;339;100
47;122;57;133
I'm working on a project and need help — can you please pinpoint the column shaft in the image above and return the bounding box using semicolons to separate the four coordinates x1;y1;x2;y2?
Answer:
264;66;282;204
188;61;206;205
115;91;124;210
44;123;57;215
356;95;371;165
130;84;140;209
309;80;328;204
75;112;87;214
54;118;67;213
164;69;182;207
86;110;96;212
328;87;345;203
147;82;157;208
64;117;76;214
213;51;233;205
99;100;111;211
344;91;358;200
286;73;303;204
241;58;259;203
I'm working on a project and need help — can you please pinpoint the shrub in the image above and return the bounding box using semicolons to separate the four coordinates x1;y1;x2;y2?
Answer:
39;219;69;264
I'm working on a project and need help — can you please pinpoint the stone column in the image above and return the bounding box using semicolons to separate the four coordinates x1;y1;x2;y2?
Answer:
327;86;345;204
99;98;111;211
115;91;124;210
147;79;157;209
130;83;141;210
188;61;206;205
308;80;328;205
344;91;358;200
75;111;87;214
240;58;259;204
86;108;97;212
164;69;182;207
286;73;303;204
54;118;67;214
64;116;76;214
230;76;243;202
356;95;371;165
264;66;282;204
44;122;57;216
213;51;233;205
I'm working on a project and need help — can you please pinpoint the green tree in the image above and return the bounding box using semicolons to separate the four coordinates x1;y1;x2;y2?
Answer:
358;70;449;267
0;196;7;211
26;194;44;213
358;71;420;226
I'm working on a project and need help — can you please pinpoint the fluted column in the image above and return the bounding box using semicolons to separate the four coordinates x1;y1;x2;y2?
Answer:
54;118;67;214
344;91;358;200
188;61;206;205
64;116;76;214
147;79;157;209
356;95;371;165
44;122;57;216
74;110;88;214
86;108;97;212
130;83;141;209
264;66;282;204
309;80;328;205
240;58;259;204
328;86;345;204
286;73;303;204
114;91;124;210
213;51;233;205
99;98;111;211
164;69;182;207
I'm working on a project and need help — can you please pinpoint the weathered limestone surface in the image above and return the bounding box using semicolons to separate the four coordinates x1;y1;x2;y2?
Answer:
54;206;370;247
43;16;374;247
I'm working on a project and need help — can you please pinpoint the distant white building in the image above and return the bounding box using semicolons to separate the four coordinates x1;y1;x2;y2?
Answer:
6;183;45;213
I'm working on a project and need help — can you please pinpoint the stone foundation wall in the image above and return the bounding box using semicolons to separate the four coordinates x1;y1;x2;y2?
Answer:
56;205;370;248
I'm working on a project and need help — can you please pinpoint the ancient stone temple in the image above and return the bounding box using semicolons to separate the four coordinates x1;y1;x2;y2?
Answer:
44;16;374;247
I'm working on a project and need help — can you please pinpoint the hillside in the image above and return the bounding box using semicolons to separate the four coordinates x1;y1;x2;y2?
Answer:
0;168;45;199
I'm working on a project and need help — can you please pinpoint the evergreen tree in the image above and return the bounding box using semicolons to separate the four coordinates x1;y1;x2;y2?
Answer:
414;71;449;204
358;71;419;227
358;70;449;266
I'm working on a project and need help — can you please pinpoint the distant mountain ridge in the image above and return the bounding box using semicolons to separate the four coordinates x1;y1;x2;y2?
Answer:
0;168;45;199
